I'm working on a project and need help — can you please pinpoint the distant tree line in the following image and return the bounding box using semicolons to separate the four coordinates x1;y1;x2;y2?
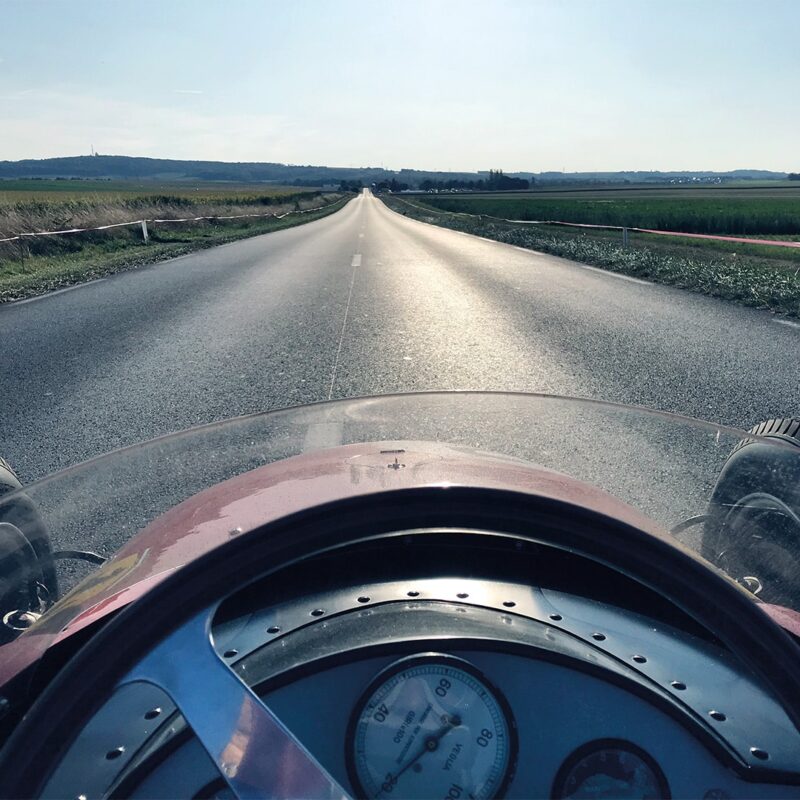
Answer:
339;179;364;191
789;173;800;181
374;178;410;192
419;169;531;192
339;170;532;193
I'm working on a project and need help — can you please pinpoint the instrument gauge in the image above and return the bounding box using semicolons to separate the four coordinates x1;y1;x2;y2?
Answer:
347;655;516;799
552;739;670;799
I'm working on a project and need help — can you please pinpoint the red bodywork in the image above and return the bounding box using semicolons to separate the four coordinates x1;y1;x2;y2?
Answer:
2;441;798;688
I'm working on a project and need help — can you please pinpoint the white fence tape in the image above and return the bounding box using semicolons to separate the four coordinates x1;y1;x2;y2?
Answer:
393;197;800;250
0;197;344;245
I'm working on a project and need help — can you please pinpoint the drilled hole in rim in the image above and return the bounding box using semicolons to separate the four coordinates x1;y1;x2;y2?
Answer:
310;609;325;617
503;601;516;608
632;654;647;664
144;708;162;721
105;747;125;761
457;592;469;599
592;633;606;641
267;625;280;634
549;613;562;621
671;681;687;691
709;710;726;722
407;591;420;597
223;649;238;658
357;596;370;604
750;748;769;761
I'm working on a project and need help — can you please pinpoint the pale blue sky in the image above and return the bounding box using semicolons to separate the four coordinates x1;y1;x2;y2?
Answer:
2;0;798;172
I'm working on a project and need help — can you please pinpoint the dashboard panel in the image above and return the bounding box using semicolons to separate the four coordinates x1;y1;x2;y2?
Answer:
40;565;800;799
123;642;800;799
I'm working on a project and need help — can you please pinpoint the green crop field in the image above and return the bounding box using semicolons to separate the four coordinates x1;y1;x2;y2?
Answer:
416;184;800;200
408;181;800;236
0;179;310;206
414;188;800;235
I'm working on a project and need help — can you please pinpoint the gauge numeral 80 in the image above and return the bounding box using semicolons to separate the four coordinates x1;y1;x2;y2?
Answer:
476;728;494;748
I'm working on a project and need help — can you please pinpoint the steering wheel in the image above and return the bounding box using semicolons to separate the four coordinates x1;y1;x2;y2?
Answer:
2;486;800;798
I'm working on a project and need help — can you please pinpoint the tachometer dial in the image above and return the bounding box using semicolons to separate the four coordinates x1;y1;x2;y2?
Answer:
347;655;516;800
552;740;670;799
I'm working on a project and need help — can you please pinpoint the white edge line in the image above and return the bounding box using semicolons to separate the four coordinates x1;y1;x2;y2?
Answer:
774;318;800;330
380;198;652;285
8;278;107;306
576;264;652;285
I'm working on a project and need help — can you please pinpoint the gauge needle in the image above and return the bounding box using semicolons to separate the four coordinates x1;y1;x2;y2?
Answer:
380;714;461;794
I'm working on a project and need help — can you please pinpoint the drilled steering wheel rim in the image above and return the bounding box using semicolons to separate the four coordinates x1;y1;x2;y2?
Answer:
1;487;799;798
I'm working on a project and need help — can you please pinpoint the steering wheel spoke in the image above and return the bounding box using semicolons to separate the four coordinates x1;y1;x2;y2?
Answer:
120;609;349;800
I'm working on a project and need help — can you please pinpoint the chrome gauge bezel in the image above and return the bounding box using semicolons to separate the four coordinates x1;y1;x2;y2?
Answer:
551;738;670;800
345;653;518;800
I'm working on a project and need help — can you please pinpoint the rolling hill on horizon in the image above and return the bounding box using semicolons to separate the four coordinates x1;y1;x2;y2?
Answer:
0;154;788;187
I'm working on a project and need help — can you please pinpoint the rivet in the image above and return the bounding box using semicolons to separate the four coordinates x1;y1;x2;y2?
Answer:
592;633;606;641
223;649;238;658
407;590;420;597
750;747;769;760
144;707;162;720
709;710;726;721
357;596;370;603
671;681;687;691
106;747;125;761
267;625;280;634
632;654;647;664
457;592;469;599
549;613;562;621
310;608;325;617
503;601;516;608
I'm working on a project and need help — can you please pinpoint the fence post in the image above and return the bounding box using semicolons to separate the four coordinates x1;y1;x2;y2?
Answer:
622;227;629;248
141;220;150;243
17;237;27;272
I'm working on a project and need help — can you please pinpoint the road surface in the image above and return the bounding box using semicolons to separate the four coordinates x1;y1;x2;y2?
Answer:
2;190;797;484
1;189;798;566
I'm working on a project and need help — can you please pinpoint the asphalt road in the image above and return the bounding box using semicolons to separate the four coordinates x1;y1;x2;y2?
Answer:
1;190;798;559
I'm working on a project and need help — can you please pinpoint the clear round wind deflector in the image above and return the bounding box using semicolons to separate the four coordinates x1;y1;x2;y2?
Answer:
0;392;798;667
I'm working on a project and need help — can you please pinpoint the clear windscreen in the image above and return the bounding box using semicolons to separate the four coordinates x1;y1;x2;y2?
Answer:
1;393;798;667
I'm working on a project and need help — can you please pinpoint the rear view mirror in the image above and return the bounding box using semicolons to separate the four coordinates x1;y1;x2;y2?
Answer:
0;459;58;643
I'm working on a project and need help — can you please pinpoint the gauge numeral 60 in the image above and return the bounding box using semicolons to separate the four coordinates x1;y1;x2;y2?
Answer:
434;678;451;697
381;772;398;794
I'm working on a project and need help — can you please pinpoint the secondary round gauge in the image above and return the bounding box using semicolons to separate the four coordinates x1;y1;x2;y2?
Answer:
552;739;670;799
347;654;516;799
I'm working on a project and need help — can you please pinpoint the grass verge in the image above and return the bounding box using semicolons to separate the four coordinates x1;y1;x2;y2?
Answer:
0;197;350;303
381;196;800;319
